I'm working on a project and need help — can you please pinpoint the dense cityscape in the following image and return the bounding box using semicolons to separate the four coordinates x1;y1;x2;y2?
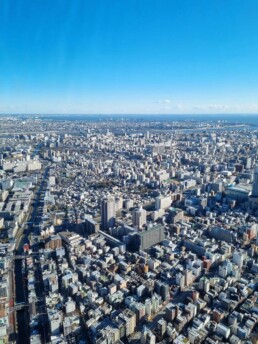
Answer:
0;115;257;344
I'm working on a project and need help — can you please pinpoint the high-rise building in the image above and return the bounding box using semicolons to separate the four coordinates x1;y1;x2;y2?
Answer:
165;303;178;322
156;281;170;301
246;157;252;169
145;130;150;139
101;197;116;230
155;280;170;301
252;165;258;197
44;234;62;250
155;196;172;210
184;269;193;287
129;224;165;251
232;250;244;269
199;277;210;292
119;309;136;337
49;176;56;186
141;326;156;344
176;273;185;289
132;205;147;229
157;319;167;337
84;216;100;234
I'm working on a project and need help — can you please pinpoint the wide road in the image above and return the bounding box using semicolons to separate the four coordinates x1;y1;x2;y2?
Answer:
14;255;30;344
14;164;49;343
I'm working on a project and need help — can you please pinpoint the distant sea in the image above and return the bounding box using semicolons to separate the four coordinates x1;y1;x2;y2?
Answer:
2;113;258;125
33;114;258;125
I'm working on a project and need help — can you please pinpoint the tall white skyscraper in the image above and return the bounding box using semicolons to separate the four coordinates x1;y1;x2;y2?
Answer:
101;197;116;230
232;250;244;269
132;205;147;229
252;166;258;197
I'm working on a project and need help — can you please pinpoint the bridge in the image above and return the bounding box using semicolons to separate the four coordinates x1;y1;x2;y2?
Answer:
12;252;41;260
13;255;25;260
15;302;29;311
8;302;29;312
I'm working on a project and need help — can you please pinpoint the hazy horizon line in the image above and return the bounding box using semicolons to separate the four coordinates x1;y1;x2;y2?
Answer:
1;113;258;117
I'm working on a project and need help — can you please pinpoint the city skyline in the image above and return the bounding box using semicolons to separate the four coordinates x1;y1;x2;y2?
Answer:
1;1;258;115
1;116;257;343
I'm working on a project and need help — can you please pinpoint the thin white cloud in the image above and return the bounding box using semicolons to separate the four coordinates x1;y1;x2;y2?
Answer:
193;105;207;111
156;99;171;104
162;106;171;111
0;104;16;111
192;104;228;111
174;104;184;110
250;104;258;110
207;104;228;110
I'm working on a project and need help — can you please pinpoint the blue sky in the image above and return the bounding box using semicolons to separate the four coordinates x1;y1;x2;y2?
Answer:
1;0;258;114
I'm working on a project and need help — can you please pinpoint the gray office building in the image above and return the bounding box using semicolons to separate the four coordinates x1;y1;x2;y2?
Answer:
252;166;258;197
101;197;116;230
84;216;100;234
130;224;165;251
